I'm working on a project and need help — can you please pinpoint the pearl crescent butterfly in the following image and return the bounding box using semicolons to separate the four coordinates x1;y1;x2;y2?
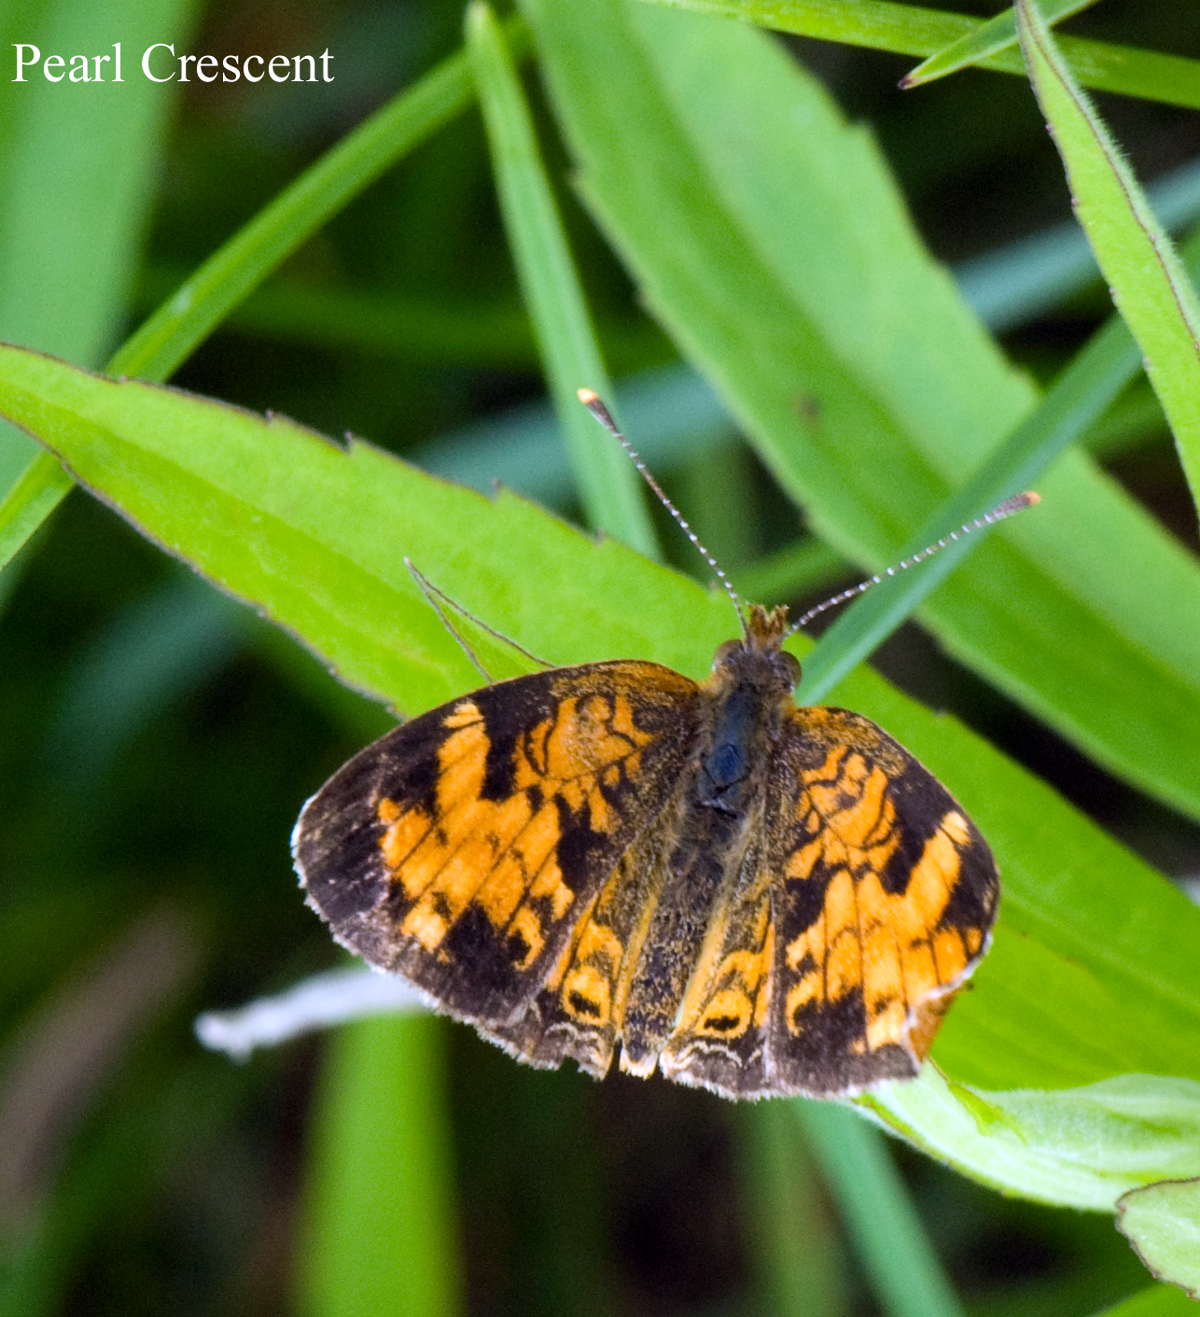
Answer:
293;600;1000;1098
293;389;1026;1098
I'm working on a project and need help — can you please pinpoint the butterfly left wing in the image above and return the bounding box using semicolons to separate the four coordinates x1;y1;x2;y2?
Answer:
661;704;998;1098
293;660;702;1057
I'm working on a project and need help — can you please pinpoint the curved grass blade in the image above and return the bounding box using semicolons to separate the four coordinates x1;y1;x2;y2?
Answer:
1016;0;1200;514
641;0;1200;111
466;0;657;554
901;0;1095;89
110;19;531;385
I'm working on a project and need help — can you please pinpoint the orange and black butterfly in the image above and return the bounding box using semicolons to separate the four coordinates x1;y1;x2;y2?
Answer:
292;394;1027;1098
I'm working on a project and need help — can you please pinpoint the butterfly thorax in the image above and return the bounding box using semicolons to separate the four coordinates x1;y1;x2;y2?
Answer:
696;604;800;814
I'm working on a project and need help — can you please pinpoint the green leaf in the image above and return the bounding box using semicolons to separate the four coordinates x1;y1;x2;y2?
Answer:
4;346;1200;1202
863;1071;1200;1211
798;1102;964;1317
1117;1178;1200;1301
636;0;1200;110
465;0;657;553
1093;1284;1200;1317
519;0;1200;821
0;0;201;573
1016;0;1200;513
298;1015;462;1317
0;347;727;715
901;0;1096;89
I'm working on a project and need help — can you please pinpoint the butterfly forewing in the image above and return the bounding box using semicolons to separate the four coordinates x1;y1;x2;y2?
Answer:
294;661;703;1033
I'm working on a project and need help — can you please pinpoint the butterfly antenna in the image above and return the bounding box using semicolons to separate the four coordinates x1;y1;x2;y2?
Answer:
789;491;1040;632
578;388;745;624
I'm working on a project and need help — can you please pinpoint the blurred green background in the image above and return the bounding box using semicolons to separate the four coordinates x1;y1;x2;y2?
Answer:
2;1;1199;1314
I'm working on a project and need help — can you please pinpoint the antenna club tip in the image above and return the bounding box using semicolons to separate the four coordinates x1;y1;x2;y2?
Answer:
578;388;619;434
993;489;1041;517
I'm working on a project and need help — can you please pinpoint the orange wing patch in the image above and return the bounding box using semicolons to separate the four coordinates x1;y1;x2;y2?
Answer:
375;697;576;967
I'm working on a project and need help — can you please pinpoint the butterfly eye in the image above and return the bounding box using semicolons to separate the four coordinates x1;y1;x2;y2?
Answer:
780;651;802;686
711;639;742;671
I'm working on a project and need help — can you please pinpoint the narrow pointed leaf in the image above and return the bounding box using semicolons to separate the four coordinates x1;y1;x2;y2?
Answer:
465;1;656;553
638;0;1200;111
902;0;1095;89
1016;0;1200;514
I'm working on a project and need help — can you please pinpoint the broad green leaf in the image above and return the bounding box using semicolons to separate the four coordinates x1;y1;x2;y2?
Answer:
1016;0;1200;513
1117;1179;1200;1300
0;347;727;716
465;0;656;553
519;0;1200;821
1094;1285;1200;1316
639;0;1200;110
4;346;1200;1203
863;1071;1200;1211
901;0;1095;89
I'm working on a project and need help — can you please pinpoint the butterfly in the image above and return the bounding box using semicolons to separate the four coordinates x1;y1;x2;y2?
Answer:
293;609;1000;1098
291;390;1029;1098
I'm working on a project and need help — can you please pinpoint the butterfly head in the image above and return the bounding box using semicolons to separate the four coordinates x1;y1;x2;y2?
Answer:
709;603;801;696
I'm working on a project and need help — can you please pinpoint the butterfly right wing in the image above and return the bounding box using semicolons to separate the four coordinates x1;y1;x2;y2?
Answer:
655;704;997;1098
293;660;702;1060
764;705;998;1093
